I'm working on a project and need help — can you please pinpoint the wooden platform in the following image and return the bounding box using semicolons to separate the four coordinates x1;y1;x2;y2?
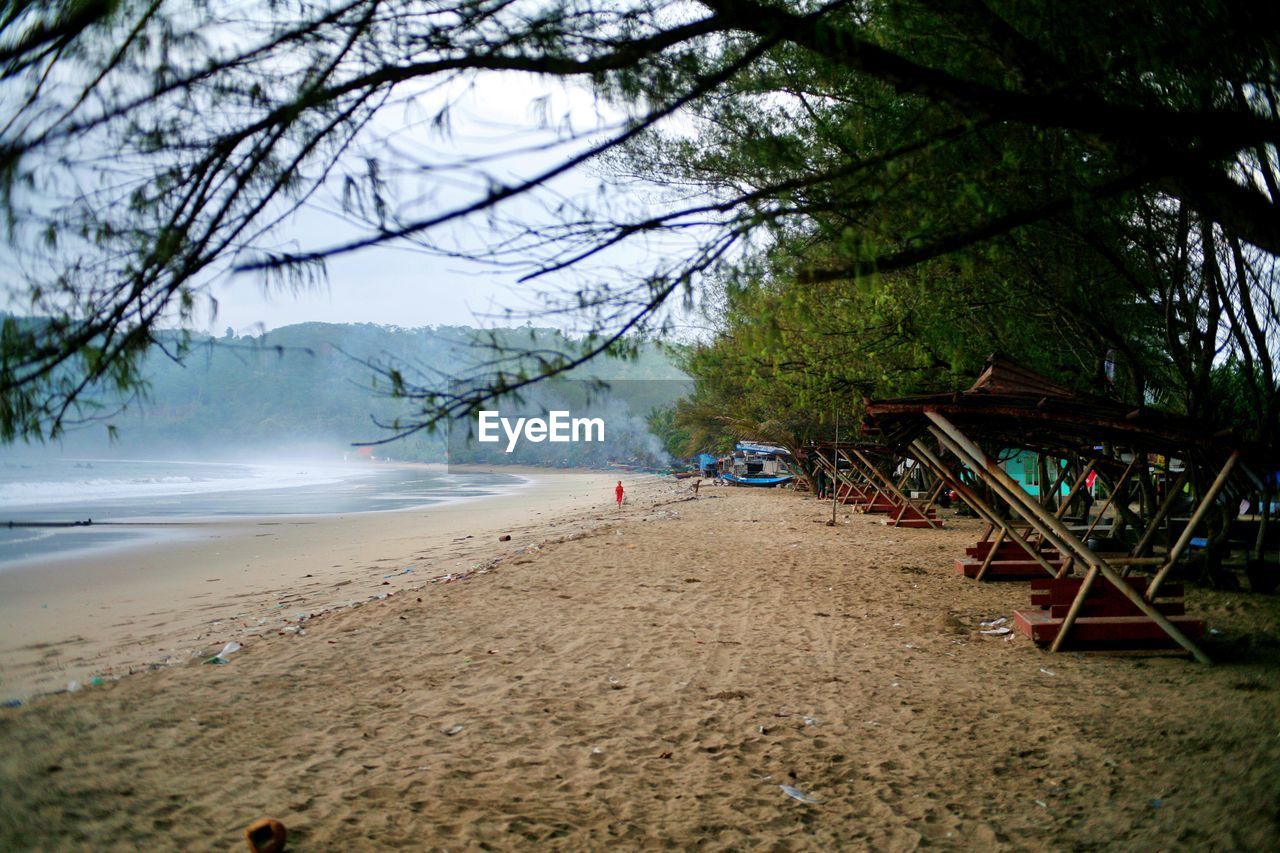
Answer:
862;495;900;514
836;485;874;505
884;505;942;528
965;540;1058;560
1014;610;1205;646
1015;576;1203;649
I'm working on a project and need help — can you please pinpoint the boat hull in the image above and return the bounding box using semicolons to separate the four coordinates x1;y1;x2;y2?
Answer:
722;474;793;487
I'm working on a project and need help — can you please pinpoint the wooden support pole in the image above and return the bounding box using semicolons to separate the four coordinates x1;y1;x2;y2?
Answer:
910;440;1059;578
813;448;859;497
1129;470;1189;560
1045;457;1072;513
1146;451;1240;601
1060;461;1097;520
927;428;1082;568
975;528;1007;582
852;448;940;529
1052;563;1102;653
911;442;1002;531
1052;460;1100;575
925;412;1211;664
1075;458;1139;547
835;449;884;511
919;477;946;516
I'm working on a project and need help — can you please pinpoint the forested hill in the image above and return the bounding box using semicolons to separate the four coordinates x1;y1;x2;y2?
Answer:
32;322;686;461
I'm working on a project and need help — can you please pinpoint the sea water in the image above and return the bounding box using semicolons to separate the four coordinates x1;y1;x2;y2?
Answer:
0;457;524;565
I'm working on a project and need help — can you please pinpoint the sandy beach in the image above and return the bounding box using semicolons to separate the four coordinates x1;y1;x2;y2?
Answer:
2;479;1280;849
0;467;621;700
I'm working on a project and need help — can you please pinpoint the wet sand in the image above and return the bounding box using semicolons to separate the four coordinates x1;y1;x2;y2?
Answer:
0;468;622;700
1;482;1279;849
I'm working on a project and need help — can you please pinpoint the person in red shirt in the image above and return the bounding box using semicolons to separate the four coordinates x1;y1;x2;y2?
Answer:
615;481;625;507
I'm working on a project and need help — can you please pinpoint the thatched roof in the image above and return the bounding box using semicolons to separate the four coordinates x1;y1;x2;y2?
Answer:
865;356;1268;478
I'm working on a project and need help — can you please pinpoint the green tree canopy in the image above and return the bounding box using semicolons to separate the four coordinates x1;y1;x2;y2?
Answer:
1;0;1276;442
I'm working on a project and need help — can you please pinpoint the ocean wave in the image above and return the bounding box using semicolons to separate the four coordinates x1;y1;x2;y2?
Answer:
0;461;371;509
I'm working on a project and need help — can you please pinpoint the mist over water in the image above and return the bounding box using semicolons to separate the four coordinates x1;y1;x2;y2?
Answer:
0;450;525;566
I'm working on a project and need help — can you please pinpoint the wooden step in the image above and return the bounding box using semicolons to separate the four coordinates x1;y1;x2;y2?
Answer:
1046;600;1185;618
1014;609;1204;646
966;541;1058;560
837;485;872;499
887;517;944;529
1028;578;1184;616
954;558;1060;579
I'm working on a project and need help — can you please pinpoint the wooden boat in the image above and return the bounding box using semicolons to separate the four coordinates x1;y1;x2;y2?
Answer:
722;442;794;487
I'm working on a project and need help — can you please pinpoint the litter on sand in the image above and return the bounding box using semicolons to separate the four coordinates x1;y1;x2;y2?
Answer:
206;641;241;664
780;785;821;804
980;617;1007;627
1039;668;1056;676
980;626;1012;636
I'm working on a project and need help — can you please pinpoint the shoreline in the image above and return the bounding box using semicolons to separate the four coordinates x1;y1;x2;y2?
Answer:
0;462;534;572
0;466;656;701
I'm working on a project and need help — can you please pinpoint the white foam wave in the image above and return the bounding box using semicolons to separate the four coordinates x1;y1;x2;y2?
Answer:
0;462;373;509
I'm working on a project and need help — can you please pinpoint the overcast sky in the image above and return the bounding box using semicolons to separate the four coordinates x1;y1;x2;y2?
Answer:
197;71;650;336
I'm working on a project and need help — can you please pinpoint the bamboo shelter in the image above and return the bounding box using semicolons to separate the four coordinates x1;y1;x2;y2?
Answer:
866;356;1275;662
798;441;947;528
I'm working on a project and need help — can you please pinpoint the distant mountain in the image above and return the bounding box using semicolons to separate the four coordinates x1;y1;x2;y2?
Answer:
19;322;687;461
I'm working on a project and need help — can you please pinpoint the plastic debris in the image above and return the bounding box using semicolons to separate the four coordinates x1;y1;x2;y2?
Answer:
980;617;1007;627
802;716;817;726
981;626;1012;636
1034;799;1048;808
67;681;81;693
1149;798;1162;809
206;641;241;664
1039;668;1056;676
444;724;465;736
0;699;21;708
780;785;821;804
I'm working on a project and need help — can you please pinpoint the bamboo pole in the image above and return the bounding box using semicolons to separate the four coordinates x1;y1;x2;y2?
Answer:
831;413;839;525
852;448;941;529
975;528;1007;582
1045;457;1073;513
924;412;1211;663
909;440;1060;578
924;423;1142;655
1051;459;1099;577
927;428;1082;570
1129;470;1189;561
1146;451;1241;600
840;449;890;509
838;449;893;515
1053;563;1101;652
1072;458;1139;553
